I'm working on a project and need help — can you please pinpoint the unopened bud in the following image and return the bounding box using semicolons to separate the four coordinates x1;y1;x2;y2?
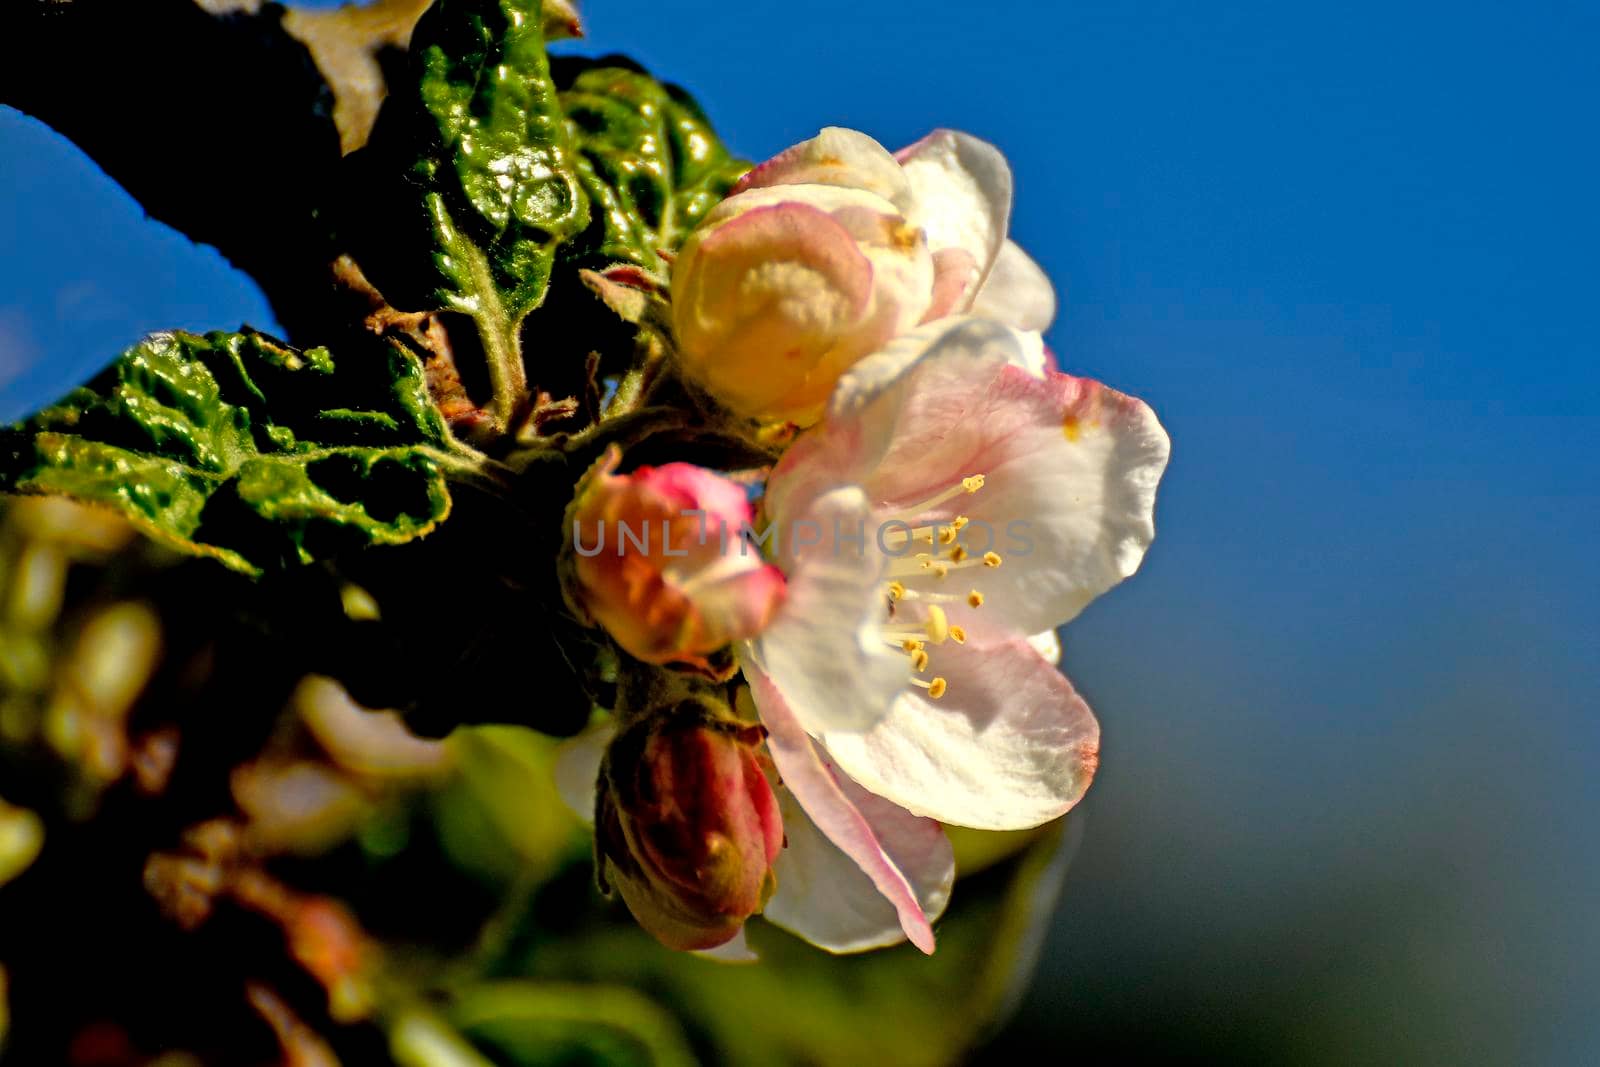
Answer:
565;450;785;672
596;704;784;951
670;128;935;425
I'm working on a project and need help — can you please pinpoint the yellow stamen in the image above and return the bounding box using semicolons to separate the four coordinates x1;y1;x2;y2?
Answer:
887;580;905;601
949;624;966;644
901;638;925;653
968;590;985;608
949;544;968;563
983;551;1003;568
911;649;930;672
885;474;988;525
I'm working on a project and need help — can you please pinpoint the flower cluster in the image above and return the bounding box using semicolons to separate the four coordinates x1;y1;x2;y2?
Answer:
564;126;1170;955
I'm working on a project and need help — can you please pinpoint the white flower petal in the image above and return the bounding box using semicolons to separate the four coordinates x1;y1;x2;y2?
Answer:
764;781;953;955
734;127;914;213
971;239;1056;333
748;659;947;953
1008;328;1050;378
819;629;1099;831
551;720;613;825
896;130;1012;307
747;487;906;734
1028;628;1063;665
692;927;760;964
774;320;1170;636
938;366;1170;633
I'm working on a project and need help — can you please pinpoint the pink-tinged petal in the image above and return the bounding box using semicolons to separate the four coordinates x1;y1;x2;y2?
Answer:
920;247;981;323
643;462;756;527
764;318;1023;533
747;660;946;953
920;364;1168;634
775;318;1170;636
746;487;906;734
971;239;1056;332
896;130;1012;308
733;127;913;213
764;782;954;955
818;629;1100;830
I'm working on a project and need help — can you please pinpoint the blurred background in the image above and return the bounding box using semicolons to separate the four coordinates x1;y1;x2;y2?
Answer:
2;0;1596;1063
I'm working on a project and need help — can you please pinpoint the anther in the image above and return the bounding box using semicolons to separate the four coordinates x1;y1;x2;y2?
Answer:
983;551;1003;568
949;625;966;644
968;590;984;608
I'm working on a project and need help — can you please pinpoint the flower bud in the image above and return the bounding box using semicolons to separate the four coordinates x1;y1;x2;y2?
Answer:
670;128;936;425
597;705;785;951
565;451;785;671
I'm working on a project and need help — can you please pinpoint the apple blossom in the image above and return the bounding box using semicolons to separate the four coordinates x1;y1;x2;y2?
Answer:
563;450;786;671
670;126;1055;425
740;315;1170;950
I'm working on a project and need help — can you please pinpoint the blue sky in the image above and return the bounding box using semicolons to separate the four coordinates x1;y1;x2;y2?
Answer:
2;1;1597;1061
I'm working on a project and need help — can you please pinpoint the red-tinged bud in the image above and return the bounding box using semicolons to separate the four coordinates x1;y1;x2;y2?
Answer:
596;703;785;951
564;449;786;672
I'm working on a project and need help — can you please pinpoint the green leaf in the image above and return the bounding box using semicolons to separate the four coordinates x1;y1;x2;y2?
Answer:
355;0;591;428
558;63;749;272
1;331;453;577
415;0;589;325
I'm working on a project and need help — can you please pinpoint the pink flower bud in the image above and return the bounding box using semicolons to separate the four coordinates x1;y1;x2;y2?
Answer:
597;708;785;951
566;452;785;671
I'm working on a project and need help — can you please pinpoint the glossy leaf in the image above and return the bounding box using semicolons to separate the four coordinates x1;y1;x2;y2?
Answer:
351;0;593;429
411;0;589;325
558;64;749;271
0;330;452;577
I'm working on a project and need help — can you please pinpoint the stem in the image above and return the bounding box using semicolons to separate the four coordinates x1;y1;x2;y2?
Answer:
603;364;648;420
419;446;517;497
456;240;528;430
